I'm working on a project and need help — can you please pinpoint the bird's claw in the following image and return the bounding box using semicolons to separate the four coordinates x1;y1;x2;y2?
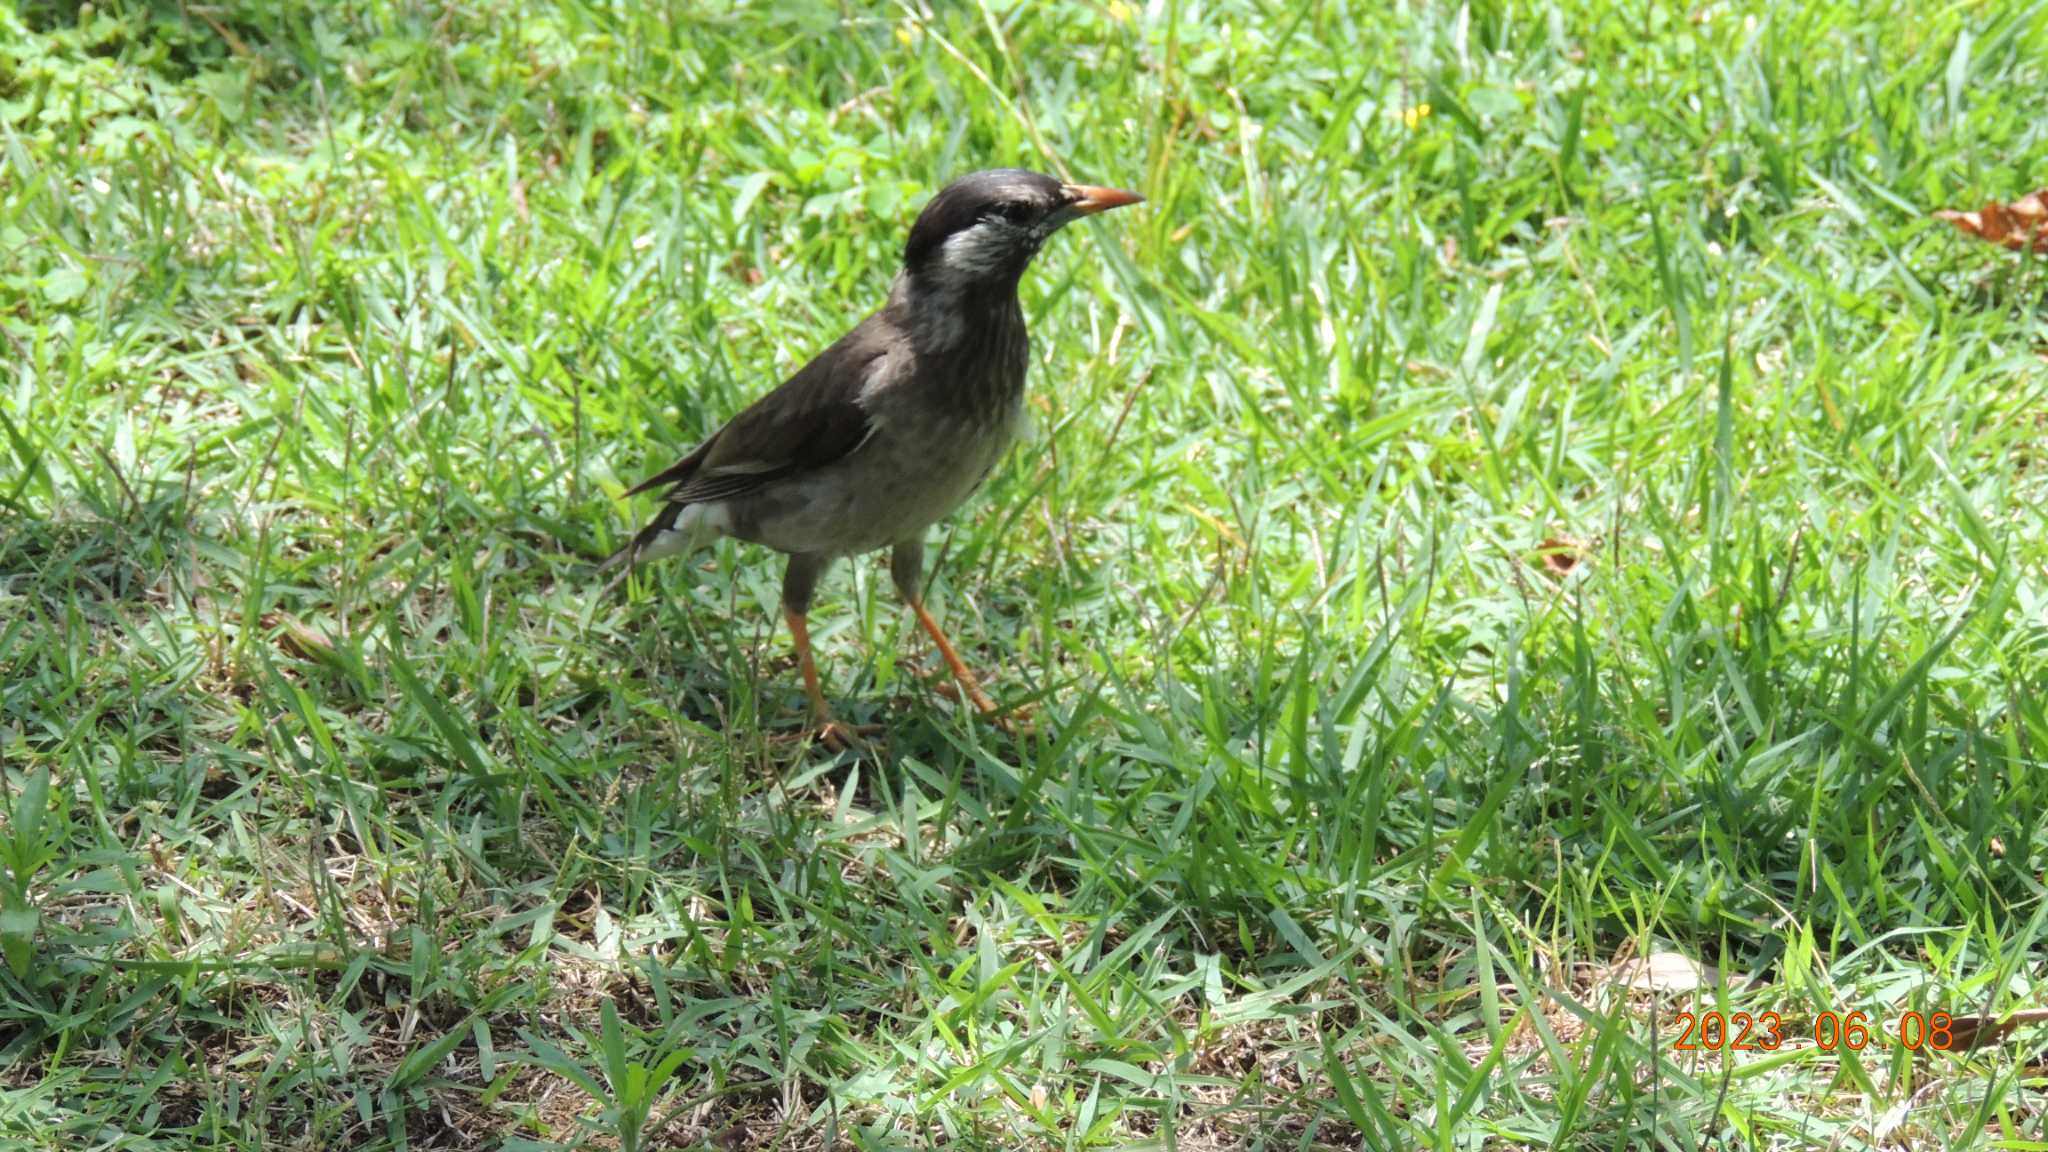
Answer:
772;718;881;752
987;702;1036;737
815;720;874;751
925;673;1035;736
925;674;997;715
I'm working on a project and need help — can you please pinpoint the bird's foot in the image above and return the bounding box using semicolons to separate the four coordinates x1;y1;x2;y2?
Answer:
815;719;878;751
924;673;1035;736
773;717;881;752
989;702;1036;737
986;704;1037;738
925;674;999;716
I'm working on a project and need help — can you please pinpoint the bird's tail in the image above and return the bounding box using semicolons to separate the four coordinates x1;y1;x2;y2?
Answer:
598;501;725;595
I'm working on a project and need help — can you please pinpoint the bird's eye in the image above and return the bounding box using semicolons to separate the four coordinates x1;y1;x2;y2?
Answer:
986;201;1034;225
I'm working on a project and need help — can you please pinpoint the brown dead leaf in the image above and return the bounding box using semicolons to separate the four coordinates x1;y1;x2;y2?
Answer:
1944;1007;2048;1052
1537;536;1587;577
1933;189;2048;253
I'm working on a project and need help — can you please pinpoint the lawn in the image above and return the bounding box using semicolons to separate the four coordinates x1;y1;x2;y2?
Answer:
4;0;2047;1148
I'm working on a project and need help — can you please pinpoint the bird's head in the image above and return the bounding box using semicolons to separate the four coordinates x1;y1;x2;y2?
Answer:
901;168;1143;292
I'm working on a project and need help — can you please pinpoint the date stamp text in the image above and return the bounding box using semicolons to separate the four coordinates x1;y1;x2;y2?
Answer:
1669;1011;1960;1052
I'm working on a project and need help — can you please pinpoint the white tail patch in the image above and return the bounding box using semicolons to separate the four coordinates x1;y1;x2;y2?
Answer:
640;501;731;562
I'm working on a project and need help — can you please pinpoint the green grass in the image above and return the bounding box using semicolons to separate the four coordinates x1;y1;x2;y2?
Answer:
4;0;2048;1148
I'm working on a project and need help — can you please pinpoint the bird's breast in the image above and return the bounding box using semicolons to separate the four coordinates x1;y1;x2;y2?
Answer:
729;396;1022;558
862;392;1023;519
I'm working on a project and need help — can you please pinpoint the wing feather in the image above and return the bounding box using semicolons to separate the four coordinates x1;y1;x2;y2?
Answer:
621;314;897;508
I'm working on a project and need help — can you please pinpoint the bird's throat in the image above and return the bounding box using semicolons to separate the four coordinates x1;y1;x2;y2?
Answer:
895;273;1022;353
892;274;1031;419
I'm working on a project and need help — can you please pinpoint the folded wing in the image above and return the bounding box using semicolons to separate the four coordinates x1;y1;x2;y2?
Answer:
606;313;899;574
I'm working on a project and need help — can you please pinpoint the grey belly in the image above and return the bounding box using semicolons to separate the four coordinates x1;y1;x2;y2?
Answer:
729;414;1017;557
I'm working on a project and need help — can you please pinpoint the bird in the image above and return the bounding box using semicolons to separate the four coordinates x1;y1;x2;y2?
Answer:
606;168;1143;747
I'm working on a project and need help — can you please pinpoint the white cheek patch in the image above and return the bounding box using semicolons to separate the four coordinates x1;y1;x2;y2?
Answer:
906;212;1053;346
938;223;1014;279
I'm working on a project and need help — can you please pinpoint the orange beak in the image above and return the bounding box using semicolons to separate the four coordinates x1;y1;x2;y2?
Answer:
1060;184;1146;216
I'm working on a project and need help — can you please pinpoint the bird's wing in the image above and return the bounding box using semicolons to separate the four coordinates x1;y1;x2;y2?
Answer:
623;314;897;505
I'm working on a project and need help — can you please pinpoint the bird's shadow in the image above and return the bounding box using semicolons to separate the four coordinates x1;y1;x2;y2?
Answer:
604;559;1044;772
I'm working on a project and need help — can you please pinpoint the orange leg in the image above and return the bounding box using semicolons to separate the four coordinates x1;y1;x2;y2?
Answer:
783;606;865;750
910;599;1000;716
